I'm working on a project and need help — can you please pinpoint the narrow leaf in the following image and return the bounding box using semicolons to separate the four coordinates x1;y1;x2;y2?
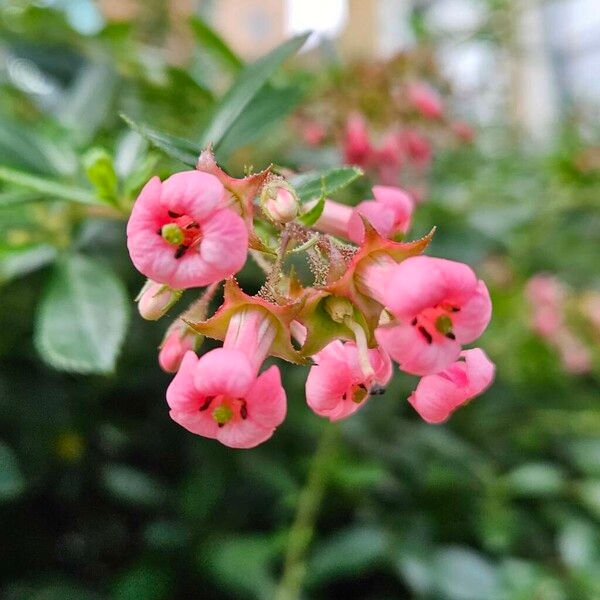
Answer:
35;254;129;374
292;166;363;202
120;114;199;167
190;16;243;73
0;166;99;205
201;33;310;148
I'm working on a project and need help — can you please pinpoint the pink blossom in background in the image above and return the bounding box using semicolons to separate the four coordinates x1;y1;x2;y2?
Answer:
407;82;444;120
167;350;286;449
373;132;403;185
398;129;432;170
347;185;414;243
408;348;495;423
358;256;492;375
305;340;392;421
343;112;372;167
302;120;327;146
556;331;592;374
127;172;248;289
451;120;475;143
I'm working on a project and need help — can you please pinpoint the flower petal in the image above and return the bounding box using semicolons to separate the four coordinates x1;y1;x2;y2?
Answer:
216;419;273;449
245;365;287;430
193;348;254;398
376;321;460;375
452;280;492;343
160;171;223;220
166;351;201;411
169;408;219;439
199;208;248;274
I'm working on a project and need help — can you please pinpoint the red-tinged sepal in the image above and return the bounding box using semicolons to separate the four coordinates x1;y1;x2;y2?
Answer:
196;147;272;227
186;278;308;365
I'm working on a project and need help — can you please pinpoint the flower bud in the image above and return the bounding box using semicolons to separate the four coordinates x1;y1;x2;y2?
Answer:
261;182;299;224
136;280;182;321
158;324;201;373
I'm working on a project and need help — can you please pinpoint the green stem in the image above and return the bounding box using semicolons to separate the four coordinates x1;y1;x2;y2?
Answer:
274;424;339;600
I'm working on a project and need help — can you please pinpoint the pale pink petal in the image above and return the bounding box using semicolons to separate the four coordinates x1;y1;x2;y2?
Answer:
160;171;223;220
372;185;413;229
245;365;287;430
193;348;254;398
169;408;219;439
216;419;273;449
408;347;495;423
199;208;248;274
166;351;201;411
347;200;396;243
306;357;351;412
452;280;492;343
376;321;461;375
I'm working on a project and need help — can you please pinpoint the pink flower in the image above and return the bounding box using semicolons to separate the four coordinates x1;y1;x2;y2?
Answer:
407;82;444;120
127;171;248;289
344;112;372;167
408;348;495;423
556;331;592;374
373;132;402;185
451;121;475;143
167;350;286;448
398;129;432;169
302;121;327;146
166;306;286;448
261;185;299;223
306;340;392;421
525;274;565;308
358;255;492;375
311;199;354;239
347;185;414;243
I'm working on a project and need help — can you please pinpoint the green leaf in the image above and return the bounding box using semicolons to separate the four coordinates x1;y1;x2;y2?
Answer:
201;32;309;148
433;546;500;600
307;527;388;585
292;166;363;202
298;195;324;227
35;254;129;374
0;189;41;208
0;166;99;206
216;83;304;159
190;16;243;73
504;463;567;497
83;148;119;206
0;441;25;501
0;244;57;284
102;464;168;508
120;114;199;167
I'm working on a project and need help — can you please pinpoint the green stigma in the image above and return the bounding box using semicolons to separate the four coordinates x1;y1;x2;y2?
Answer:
161;223;184;246
212;404;233;425
435;314;453;335
351;385;369;404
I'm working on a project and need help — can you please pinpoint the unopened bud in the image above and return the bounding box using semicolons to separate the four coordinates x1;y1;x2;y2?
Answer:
261;182;299;223
158;324;201;373
137;280;181;320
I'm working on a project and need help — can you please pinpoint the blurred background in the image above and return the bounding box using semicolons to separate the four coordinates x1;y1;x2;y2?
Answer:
1;1;600;598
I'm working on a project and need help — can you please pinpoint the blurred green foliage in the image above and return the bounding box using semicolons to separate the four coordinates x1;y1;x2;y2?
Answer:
0;2;599;599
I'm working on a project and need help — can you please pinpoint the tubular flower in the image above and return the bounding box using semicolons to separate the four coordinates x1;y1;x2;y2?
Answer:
347;185;414;243
306;340;392;422
136;280;181;321
357;255;492;375
343;112;372;167
158;321;199;373
127;171;248;289
167;306;287;448
408;348;495;423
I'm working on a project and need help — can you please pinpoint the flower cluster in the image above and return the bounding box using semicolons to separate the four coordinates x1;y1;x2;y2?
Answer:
526;274;599;374
127;149;494;448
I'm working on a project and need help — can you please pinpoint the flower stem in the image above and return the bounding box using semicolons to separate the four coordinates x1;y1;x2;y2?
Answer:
274;424;339;600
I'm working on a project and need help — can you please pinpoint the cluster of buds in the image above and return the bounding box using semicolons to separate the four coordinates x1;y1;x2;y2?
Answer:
126;148;494;449
526;274;599;374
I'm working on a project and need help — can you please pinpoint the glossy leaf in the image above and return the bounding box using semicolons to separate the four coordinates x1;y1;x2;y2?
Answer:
292;166;363;202
35;254;129;374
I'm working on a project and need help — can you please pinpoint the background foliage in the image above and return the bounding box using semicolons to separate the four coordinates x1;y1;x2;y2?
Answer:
1;2;599;599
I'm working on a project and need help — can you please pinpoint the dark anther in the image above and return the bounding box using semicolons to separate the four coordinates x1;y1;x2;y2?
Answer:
418;326;433;344
217;423;224;428
411;317;417;326
451;307;461;312
240;403;248;420
174;244;188;259
446;332;456;340
199;397;214;412
168;210;182;218
157;228;162;235
359;383;368;391
370;385;386;396
185;221;200;230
